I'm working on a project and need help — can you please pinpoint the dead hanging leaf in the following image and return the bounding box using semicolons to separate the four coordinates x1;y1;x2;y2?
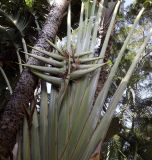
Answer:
90;153;100;160
90;143;101;160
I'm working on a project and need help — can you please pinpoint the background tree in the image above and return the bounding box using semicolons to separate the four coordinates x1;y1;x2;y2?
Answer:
100;1;152;159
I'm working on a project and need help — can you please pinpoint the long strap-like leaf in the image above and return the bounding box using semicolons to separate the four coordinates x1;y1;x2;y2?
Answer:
83;28;152;160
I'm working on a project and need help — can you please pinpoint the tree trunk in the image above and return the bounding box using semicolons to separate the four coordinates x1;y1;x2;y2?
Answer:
0;0;69;159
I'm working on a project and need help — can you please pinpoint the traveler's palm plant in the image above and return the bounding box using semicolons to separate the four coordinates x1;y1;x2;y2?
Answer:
12;0;152;159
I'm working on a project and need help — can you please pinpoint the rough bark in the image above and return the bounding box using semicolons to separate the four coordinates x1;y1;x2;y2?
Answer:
0;0;69;159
